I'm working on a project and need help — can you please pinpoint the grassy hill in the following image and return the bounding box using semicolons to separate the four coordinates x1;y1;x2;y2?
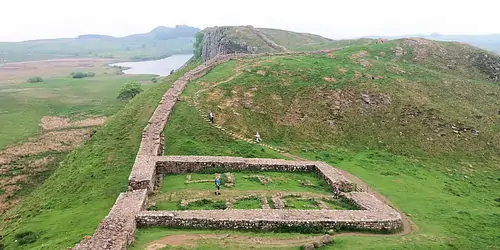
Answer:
366;33;500;53
257;28;372;51
0;25;199;63
168;38;500;248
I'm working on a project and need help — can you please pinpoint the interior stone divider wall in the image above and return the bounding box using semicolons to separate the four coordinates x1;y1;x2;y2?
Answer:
73;47;403;250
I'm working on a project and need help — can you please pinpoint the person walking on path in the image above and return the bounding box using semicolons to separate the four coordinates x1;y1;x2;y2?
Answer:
215;176;221;195
209;112;214;124
333;183;340;199
255;132;261;143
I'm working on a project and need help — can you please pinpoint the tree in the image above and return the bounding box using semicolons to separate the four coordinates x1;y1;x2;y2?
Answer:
71;72;95;78
193;32;204;58
117;81;143;101
28;76;43;83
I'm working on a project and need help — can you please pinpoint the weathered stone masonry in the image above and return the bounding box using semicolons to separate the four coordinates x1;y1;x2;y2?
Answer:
74;47;403;250
73;189;148;250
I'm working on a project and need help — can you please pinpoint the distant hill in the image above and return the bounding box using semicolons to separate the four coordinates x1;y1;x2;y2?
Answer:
0;25;200;63
365;33;500;52
125;25;201;41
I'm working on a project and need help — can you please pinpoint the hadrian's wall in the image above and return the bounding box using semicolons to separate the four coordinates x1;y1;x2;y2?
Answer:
73;189;148;250
73;47;404;250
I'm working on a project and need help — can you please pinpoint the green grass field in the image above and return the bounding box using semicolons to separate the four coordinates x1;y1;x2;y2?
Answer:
130;228;323;250
150;171;337;211
0;73;154;150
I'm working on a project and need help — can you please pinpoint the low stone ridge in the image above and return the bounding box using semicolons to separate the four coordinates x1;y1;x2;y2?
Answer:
272;195;285;209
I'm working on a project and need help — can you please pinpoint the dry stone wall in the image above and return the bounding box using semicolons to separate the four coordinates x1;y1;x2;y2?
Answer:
73;47;404;249
73;189;147;250
136;199;402;232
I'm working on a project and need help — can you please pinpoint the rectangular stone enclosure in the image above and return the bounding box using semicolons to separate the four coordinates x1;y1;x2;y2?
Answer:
130;156;403;233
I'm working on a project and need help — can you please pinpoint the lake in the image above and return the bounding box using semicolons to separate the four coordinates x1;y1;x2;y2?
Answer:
111;54;192;76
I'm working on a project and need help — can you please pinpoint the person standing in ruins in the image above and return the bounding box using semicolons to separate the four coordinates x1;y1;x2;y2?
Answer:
215;176;221;195
209;111;214;124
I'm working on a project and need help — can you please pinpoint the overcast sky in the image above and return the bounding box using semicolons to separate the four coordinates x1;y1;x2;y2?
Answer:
0;0;496;41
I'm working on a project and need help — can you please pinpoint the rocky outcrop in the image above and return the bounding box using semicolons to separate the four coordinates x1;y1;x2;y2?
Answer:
201;27;259;62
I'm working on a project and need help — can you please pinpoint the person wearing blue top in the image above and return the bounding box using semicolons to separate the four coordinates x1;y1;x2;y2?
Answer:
215;176;221;195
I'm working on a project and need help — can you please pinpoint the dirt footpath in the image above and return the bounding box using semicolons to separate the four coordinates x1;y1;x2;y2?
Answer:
145;234;331;249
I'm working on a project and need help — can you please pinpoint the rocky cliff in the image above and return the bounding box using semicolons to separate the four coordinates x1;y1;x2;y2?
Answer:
201;26;260;62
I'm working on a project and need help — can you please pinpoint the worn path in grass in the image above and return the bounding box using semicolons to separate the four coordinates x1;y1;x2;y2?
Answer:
191;60;416;238
144;234;331;250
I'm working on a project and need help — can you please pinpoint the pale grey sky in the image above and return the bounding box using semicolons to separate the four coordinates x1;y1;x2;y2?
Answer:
0;0;496;41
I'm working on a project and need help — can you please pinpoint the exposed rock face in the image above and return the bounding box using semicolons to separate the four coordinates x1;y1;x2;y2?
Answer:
201;27;258;62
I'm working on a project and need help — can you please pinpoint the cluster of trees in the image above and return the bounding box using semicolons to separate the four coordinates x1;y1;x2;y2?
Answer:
71;72;95;78
117;81;143;101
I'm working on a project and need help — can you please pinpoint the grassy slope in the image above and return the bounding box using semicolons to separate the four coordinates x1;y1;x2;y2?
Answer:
136;40;500;249
218;26;371;53
0;73;153;150
257;28;372;51
0;62;200;249
164;61;284;159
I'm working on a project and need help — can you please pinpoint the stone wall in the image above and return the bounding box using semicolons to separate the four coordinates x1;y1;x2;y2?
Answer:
136;202;402;232
156;156;316;174
73;189;147;250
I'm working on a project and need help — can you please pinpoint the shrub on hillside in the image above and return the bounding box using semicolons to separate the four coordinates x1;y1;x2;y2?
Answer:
27;76;43;83
71;72;95;78
14;231;38;245
117;81;143;101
